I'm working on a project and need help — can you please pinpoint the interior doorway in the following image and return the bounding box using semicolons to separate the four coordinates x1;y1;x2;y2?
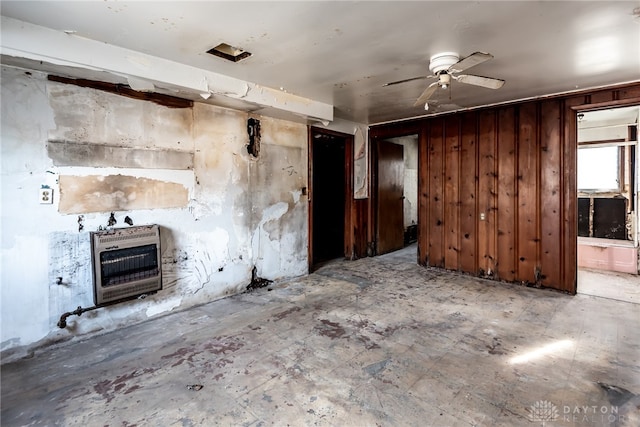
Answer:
373;134;419;256
309;128;353;270
576;105;639;303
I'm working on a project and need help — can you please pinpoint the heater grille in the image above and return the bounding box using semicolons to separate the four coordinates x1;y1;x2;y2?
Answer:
91;225;162;306
98;232;157;244
100;244;159;286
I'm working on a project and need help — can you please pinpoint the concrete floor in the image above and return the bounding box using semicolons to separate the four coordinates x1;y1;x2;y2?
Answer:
2;246;639;426
578;268;640;305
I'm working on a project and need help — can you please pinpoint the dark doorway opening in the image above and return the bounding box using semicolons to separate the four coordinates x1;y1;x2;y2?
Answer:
310;129;350;268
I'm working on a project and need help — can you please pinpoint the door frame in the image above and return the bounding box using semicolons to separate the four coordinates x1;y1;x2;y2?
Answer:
308;126;354;271
572;99;640;276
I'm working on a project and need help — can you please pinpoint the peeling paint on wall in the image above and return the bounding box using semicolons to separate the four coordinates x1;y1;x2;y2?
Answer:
250;140;308;279
1;66;310;358
256;202;290;238
354;126;369;199
58;175;189;214
48;232;94;324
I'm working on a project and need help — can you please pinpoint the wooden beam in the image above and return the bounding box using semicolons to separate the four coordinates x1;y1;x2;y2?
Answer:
48;75;193;109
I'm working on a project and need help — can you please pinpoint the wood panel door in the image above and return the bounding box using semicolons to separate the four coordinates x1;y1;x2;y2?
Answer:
376;140;405;254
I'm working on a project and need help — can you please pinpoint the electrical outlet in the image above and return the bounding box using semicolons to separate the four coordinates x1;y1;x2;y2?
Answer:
480;212;486;221
39;188;54;204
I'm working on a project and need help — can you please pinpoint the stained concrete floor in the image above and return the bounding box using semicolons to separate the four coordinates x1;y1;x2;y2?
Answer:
2;245;640;426
578;268;640;305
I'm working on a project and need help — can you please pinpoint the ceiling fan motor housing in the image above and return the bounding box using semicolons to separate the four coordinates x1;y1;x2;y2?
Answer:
429;52;460;74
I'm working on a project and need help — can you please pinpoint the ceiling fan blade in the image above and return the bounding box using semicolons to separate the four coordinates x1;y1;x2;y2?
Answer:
383;75;431;87
456;74;505;89
448;51;493;73
414;82;439;106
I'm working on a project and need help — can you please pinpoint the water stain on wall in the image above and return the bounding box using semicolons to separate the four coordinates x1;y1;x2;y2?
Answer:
47;81;194;152
59;175;188;214
48;141;194;170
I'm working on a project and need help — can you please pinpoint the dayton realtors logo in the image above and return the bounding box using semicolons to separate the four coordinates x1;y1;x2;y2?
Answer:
529;400;559;422
528;400;624;425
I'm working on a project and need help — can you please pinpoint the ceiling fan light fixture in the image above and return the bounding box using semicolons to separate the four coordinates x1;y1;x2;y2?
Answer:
392;50;503;107
439;73;451;89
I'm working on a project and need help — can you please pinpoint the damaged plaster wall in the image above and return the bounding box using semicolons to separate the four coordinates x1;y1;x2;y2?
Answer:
0;66;308;358
58;174;190;213
250;116;308;279
324;118;369;199
353;127;369;199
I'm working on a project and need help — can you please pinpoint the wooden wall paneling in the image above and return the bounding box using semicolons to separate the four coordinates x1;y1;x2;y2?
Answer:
344;135;355;260
418;126;429;265
539;100;562;287
428;119;445;267
368;83;639;293
618;86;640;99
496;107;517;282
353;199;369;259
367;142;375;257
516;103;540;283
477;111;498;276
459;113;478;274
588;89;617;105
444;116;461;270
562;97;582;294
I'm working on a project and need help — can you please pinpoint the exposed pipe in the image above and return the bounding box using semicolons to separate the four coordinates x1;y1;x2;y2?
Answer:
57;306;99;329
57;292;156;328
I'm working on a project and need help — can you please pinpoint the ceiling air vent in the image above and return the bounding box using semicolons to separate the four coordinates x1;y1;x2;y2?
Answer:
206;43;252;62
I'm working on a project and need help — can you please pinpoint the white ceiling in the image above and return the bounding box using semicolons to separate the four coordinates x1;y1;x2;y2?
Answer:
2;1;639;125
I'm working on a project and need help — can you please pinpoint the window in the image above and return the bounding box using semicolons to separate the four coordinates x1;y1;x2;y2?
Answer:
577;106;638;242
577;146;619;192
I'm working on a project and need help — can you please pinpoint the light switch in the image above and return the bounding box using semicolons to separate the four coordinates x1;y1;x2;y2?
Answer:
39;188;54;204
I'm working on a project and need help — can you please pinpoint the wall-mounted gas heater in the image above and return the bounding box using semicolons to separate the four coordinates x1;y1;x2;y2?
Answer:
91;225;162;306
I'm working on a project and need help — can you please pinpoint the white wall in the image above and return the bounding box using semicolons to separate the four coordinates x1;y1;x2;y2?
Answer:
0;66;308;358
402;138;419;229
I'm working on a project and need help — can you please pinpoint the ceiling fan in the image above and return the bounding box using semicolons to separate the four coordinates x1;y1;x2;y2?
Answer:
383;51;505;108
